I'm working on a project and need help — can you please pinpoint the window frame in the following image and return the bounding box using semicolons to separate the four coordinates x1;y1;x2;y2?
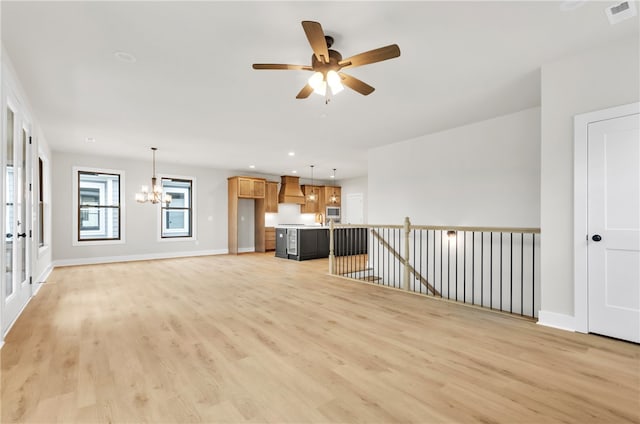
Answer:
158;175;196;242
72;166;125;246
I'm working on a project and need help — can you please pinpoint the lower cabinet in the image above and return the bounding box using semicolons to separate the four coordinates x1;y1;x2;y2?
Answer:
275;228;287;258
274;227;368;261
265;227;275;251
274;228;330;261
298;229;330;261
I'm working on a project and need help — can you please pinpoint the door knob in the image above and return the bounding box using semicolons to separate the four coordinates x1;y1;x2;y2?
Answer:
591;234;602;242
17;233;27;238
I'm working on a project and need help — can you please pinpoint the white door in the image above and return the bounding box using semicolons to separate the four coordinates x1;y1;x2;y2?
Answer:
3;101;31;334
587;112;640;343
345;193;364;224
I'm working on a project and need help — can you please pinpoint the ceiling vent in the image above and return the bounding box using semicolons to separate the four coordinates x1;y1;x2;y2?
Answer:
605;1;637;24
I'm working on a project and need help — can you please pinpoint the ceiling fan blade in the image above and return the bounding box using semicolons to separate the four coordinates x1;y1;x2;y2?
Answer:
252;64;313;71
338;72;375;96
302;21;330;63
296;84;314;99
338;44;401;69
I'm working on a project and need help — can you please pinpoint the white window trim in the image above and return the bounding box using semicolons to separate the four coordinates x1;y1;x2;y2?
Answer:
72;166;125;246
157;174;196;242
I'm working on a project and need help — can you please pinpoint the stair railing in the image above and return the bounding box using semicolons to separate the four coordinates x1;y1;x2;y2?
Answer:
329;217;541;319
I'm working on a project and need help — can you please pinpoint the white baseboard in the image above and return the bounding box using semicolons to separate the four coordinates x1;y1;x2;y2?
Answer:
32;264;54;295
237;247;256;253
537;310;576;332
1;263;54;347
3;294;35;339
53;249;229;267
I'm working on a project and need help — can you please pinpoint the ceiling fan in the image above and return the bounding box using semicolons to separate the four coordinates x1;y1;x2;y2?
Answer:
252;21;401;99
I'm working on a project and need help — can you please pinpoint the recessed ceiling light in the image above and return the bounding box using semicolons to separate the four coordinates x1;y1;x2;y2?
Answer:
114;51;137;63
288;151;295;156
85;137;96;143
292;170;297;174
249;165;256;169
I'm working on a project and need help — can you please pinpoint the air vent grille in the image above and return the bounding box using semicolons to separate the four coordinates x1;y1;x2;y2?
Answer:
605;1;637;24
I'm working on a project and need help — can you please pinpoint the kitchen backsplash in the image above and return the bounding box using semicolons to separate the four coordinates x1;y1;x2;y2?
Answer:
265;203;317;227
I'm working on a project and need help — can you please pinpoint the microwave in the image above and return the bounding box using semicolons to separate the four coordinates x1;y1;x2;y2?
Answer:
326;206;340;221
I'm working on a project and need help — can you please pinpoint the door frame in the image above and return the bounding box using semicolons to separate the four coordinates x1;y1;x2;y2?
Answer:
2;84;34;337
573;101;640;333
21;119;33;300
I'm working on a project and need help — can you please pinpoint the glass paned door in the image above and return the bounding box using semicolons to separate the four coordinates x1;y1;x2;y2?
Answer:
5;107;15;298
3;105;29;315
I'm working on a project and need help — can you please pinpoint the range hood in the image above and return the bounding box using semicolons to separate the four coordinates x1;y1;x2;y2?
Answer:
278;175;305;205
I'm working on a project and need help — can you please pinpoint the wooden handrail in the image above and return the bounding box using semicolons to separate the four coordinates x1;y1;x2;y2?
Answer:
371;229;440;296
335;223;540;234
410;225;540;234
335;224;404;229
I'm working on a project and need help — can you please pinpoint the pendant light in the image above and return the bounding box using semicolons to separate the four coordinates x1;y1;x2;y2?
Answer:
329;168;338;204
135;147;172;205
308;165;317;201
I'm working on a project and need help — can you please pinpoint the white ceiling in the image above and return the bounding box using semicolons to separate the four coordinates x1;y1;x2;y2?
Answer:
2;1;638;179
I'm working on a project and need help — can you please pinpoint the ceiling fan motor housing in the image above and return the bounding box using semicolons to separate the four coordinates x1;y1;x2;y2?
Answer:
312;49;343;74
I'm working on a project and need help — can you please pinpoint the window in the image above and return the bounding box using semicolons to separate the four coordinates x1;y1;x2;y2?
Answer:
77;171;120;241
38;157;44;247
161;178;192;238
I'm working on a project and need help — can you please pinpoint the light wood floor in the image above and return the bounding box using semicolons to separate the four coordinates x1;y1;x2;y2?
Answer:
1;253;638;423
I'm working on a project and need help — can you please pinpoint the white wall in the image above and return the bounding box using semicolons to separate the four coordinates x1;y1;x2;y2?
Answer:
237;198;255;251
540;35;640;320
368;107;541;227
52;152;232;264
339;176;368;223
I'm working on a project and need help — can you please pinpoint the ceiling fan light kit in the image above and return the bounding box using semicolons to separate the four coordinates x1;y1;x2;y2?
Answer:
253;20;400;99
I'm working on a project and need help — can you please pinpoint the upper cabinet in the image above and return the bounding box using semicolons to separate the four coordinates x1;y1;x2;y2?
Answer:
324;186;341;207
301;185;323;213
265;181;279;213
235;177;265;199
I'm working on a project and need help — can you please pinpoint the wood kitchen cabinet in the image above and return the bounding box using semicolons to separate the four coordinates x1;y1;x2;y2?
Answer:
265;181;278;213
237;177;265;199
265;227;276;251
301;185;323;214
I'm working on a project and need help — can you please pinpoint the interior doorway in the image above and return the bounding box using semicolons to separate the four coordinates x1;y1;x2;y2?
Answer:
574;102;640;343
3;97;32;335
345;193;364;225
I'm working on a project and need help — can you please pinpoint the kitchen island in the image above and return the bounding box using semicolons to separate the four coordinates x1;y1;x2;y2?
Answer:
275;225;368;261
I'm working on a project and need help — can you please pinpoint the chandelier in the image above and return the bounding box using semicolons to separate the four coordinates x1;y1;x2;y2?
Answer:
135;147;171;204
